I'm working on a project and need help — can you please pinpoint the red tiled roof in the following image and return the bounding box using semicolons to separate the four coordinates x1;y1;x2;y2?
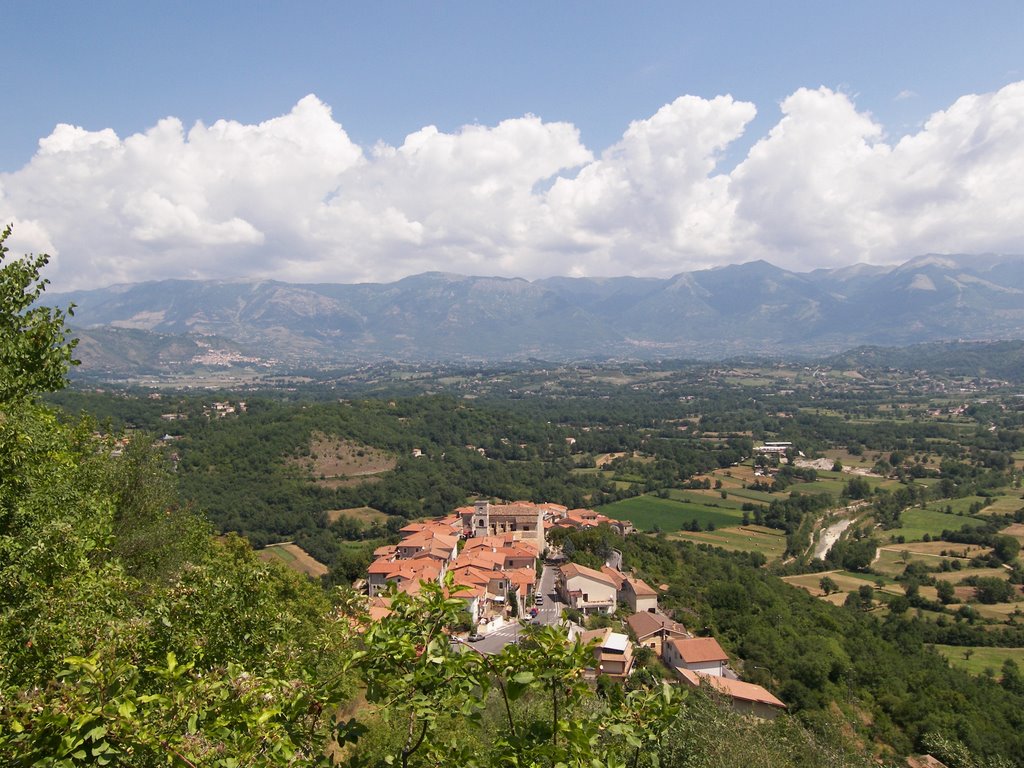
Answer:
624;576;658;597
676;669;785;709
561;562;619;588
626;611;687;639
668;637;728;664
601;566;626;584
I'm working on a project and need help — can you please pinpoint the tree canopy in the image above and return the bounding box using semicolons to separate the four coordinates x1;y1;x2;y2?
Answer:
0;225;77;404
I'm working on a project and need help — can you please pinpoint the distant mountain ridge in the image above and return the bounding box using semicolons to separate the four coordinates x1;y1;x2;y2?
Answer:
49;253;1024;372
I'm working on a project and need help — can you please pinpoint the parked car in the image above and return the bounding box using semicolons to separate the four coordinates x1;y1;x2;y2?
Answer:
467;632;484;642
534;594;545;605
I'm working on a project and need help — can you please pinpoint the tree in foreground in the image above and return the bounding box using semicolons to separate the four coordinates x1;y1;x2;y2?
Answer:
0;225;77;405
0;229;357;765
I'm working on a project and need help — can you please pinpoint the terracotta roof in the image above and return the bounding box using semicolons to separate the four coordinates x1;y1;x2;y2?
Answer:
560;562;619;588
450;568;497;588
454;550;505;571
677;669;785;709
368;596;393;621
668;637;728;664
399;530;459;550
601;565;626;585
506;566;537;590
626;612;687;640
367;558;402;575
624;576;658;597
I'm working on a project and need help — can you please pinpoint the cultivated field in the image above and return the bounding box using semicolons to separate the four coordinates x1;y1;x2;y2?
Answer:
783;570;902;599
598;494;742;532
668;525;787;558
872;546;984;577
1002;523;1024;543
935;645;1024;677
881;508;987;542
258;542;329;579
977;493;1024;516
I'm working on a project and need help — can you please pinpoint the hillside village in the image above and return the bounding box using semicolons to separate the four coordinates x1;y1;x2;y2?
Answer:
364;499;785;719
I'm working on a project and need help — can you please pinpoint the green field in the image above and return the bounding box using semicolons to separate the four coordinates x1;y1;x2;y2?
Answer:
873;547;963;577
666;489;748;510
669;525;787;558
725;487;777;504
804;478;847;496
934;645;1024;677
883;508;988;542
263;546;296;563
978;493;1024;516
937;496;990;514
598;494;742;532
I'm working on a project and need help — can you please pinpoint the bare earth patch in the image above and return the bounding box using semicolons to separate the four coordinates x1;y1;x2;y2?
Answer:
878;541;989;557
594;452;627;468
290;432;397;487
258;543;329;579
1002;523;1024;542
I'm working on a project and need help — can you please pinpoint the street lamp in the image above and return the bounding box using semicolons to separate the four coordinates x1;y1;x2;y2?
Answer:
752;664;774;689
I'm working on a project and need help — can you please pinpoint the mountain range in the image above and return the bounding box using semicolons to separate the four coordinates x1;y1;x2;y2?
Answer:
48;253;1024;374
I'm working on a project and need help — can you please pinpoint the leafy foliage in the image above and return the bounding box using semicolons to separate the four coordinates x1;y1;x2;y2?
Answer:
0;225;77;404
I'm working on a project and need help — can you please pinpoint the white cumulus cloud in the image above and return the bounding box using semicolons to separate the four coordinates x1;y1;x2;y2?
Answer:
1;83;1023;290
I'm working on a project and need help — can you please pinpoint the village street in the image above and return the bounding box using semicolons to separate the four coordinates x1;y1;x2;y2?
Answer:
473;565;564;654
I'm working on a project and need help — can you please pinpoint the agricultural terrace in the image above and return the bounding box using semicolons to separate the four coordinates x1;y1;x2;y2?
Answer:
668;525;787;559
257;542;330;579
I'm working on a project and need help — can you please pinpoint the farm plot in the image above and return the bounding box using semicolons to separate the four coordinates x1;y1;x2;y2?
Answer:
724;487;778;504
783;570;901;599
882;508;988;542
258;543;329;579
1002;523;1024;543
935;645;1024;677
872;547;980;577
598;495;742;533
666;489;748;510
976;493;1024;516
668;526;787;559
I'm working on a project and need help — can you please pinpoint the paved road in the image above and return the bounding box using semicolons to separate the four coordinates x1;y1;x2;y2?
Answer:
473;621;525;655
535;564;563;626
468;565;566;654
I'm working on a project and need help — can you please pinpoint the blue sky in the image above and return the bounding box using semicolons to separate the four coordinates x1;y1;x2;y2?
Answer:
2;2;1023;289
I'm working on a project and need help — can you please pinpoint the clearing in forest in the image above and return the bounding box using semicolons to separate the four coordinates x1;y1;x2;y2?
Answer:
327;506;390;525
258;543;329;579
935;645;1024;677
291;432;397;488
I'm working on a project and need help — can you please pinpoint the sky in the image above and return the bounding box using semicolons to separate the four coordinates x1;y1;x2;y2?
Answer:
1;1;1023;291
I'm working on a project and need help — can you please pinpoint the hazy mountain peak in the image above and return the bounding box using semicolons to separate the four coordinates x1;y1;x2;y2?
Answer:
49;252;1024;372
